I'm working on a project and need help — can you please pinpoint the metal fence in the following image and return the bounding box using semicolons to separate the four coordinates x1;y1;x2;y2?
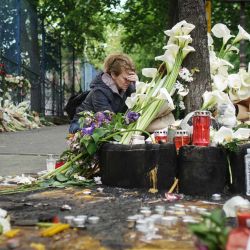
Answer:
0;0;89;116
0;0;98;116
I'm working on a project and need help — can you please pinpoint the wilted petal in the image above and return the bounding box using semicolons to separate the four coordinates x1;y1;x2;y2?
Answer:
211;23;234;45
213;74;228;91
234;25;250;44
142;68;158;78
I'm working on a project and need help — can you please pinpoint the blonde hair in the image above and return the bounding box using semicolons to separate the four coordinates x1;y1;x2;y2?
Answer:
103;53;135;76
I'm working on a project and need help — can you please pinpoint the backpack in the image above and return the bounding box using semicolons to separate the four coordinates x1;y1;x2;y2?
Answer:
64;90;90;120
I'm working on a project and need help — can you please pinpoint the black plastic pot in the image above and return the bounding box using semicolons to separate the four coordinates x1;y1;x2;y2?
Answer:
178;145;227;195
229;143;250;194
99;143;177;190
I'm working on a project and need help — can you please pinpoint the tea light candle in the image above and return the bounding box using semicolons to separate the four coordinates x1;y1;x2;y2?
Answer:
88;216;100;224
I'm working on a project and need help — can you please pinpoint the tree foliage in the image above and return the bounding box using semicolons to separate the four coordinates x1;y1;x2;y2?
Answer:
118;0;169;72
37;0;120;59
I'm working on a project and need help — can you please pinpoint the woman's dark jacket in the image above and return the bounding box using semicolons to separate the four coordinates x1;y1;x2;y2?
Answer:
69;72;135;133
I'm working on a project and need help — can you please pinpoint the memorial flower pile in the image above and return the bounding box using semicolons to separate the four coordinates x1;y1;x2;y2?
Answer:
0;100;47;132
0;20;196;192
202;23;250;127
1;74;31;103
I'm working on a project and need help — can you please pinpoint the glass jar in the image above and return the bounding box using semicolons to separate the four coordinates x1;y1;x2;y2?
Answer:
192;110;211;147
174;130;190;151
168;125;177;143
131;135;145;145
154;130;168;144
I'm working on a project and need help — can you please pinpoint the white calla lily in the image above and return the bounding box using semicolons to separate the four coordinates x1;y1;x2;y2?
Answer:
162;44;180;57
135;81;149;94
155;51;176;72
213;74;228;91
238;86;250;100
233;25;250;44
213;126;233;145
181;22;195;35
174;35;192;47
125;93;137;109
137;94;147;104
233;128;250;140
156;88;175;110
141;68;158;78
239;68;250;87
182;46;195;59
225;45;239;54
211;23;234;45
202;90;233;109
229;88;240;102
164;20;195;37
228;73;242;89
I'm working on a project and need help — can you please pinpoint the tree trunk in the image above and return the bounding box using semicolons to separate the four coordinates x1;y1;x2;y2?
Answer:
178;0;211;113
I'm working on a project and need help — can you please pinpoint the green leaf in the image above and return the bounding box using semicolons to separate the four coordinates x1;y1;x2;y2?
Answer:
209;209;225;226
94;128;109;137
52;181;65;188
39;180;54;188
86;141;97;155
113;134;122;141
92;133;100;143
56;173;68;182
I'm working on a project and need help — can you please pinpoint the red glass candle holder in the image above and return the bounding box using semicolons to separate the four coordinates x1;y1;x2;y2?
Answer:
236;205;250;228
174;130;190;151
154;130;168;144
192;110;211;147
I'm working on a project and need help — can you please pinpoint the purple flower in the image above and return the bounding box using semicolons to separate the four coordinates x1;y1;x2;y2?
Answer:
95;112;106;126
125;111;140;125
103;110;113;121
81;124;95;135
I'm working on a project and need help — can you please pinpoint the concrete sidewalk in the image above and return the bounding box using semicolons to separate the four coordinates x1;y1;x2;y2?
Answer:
0;125;69;176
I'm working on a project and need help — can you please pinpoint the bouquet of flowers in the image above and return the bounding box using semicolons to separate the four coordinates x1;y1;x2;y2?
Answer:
120;20;195;144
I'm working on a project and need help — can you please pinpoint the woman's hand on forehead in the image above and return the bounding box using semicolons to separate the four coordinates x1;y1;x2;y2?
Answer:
126;72;138;82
